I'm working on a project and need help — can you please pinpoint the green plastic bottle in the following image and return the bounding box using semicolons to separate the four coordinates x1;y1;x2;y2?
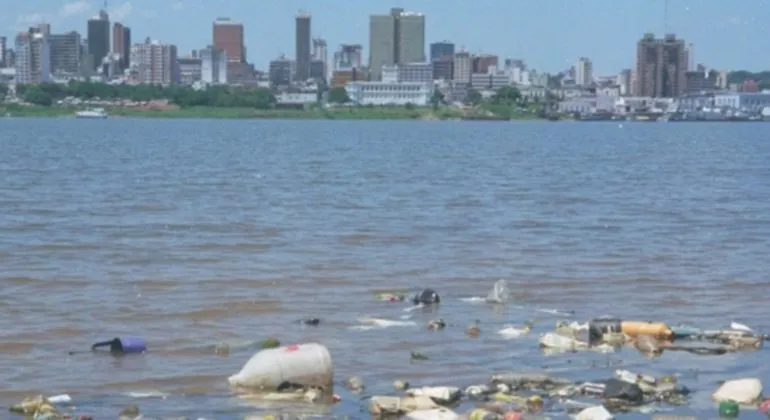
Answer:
718;400;739;418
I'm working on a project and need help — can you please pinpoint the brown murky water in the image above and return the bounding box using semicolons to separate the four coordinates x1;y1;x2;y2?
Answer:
0;119;768;418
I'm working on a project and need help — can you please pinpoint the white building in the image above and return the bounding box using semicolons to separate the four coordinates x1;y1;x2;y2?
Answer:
381;64;398;83
574;57;593;86
345;81;434;106
14;32;50;84
129;39;178;85
713;93;770;111
200;46;227;84
453;52;471;83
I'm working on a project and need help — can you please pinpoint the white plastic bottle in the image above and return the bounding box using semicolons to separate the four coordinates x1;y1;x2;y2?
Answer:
228;342;333;391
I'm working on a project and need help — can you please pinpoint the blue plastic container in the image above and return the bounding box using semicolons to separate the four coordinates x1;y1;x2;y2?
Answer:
91;337;147;354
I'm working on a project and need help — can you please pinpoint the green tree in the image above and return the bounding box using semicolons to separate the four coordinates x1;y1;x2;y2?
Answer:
492;85;521;105
430;90;445;110
465;89;482;106
23;87;53;106
327;86;350;104
0;84;8;99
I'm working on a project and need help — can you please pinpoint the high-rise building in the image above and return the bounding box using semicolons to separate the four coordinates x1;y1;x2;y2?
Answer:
368;8;425;81
334;44;363;71
453;51;471;83
87;10;110;71
0;36;6;67
617;68;632;96
112;22;131;70
130;39;178;85
14;31;50;84
269;55;293;87
432;56;453;81
312;38;327;78
397;11;425;64
472;54;498;74
430;41;454;60
49;31;81;75
213;18;245;63
200;46;227;84
178;57;202;85
295;12;311;81
574;57;593;86
36;23;51;37
634;33;687;97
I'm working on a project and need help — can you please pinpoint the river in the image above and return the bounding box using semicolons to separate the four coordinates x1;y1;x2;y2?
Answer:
0;118;768;419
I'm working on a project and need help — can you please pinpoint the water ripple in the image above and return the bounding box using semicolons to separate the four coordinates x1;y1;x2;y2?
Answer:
0;120;769;418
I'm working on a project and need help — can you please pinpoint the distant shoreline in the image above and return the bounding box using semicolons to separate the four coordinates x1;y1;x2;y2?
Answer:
0;105;543;121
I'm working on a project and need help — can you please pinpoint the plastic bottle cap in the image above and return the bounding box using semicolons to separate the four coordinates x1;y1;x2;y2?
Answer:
718;400;739;418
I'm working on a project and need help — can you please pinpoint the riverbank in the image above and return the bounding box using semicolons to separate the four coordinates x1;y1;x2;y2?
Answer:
0;105;542;120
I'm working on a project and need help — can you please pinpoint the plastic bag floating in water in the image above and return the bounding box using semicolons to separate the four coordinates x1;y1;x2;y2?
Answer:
485;279;509;304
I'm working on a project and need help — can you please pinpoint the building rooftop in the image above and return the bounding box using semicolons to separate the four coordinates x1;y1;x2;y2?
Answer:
214;18;241;25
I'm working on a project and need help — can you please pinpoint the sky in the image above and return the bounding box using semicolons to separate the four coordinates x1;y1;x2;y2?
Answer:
2;0;768;75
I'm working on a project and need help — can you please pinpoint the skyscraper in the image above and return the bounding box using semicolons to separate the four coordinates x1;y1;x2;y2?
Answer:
14;31;50;84
295;11;311;81
213;18;245;63
130;39;179;85
49;31;81;75
87;10;110;71
0;36;6;67
368;8;425;81
113;22;131;70
634;33;687;97
430;41;454;60
574;57;593;86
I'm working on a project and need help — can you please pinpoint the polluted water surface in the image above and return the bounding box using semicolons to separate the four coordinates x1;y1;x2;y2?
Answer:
1;120;770;419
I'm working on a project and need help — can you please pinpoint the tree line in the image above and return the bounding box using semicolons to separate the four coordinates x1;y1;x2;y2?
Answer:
12;82;278;109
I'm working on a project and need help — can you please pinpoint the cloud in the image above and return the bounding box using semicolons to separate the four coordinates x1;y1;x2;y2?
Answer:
171;1;185;11
109;1;133;21
59;0;90;17
9;13;47;31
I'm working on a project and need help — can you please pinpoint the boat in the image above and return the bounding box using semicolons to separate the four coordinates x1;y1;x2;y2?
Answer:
75;108;108;119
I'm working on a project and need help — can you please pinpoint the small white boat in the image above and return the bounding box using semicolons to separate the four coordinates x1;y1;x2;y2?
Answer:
75;108;108;119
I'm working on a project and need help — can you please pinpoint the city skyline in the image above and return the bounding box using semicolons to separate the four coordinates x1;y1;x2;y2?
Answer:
1;0;767;74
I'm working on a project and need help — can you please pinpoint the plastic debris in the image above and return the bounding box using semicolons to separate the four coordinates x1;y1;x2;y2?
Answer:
260;337;281;349
369;395;439;415
712;378;763;404
428;319;447;330
498;325;530;339
344;376;364;393
718;400;739;418
485;279;509;304
228;343;333;391
394;380;410;391
466;320;481;337
413;288;440;305
118;405;140;420
405;386;461;405
404;408;459;420
575;405;614;420
9;396;61;417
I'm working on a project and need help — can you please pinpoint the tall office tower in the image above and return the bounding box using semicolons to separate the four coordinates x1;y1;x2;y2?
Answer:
213;18;245;63
0;36;6;67
49;31;82;75
430;41;454;60
634;33;687;97
87;9;110;71
574;57;593;86
112;22;131;70
14;31;50;84
294;11;311;81
368;7;425;81
130;39;179;85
